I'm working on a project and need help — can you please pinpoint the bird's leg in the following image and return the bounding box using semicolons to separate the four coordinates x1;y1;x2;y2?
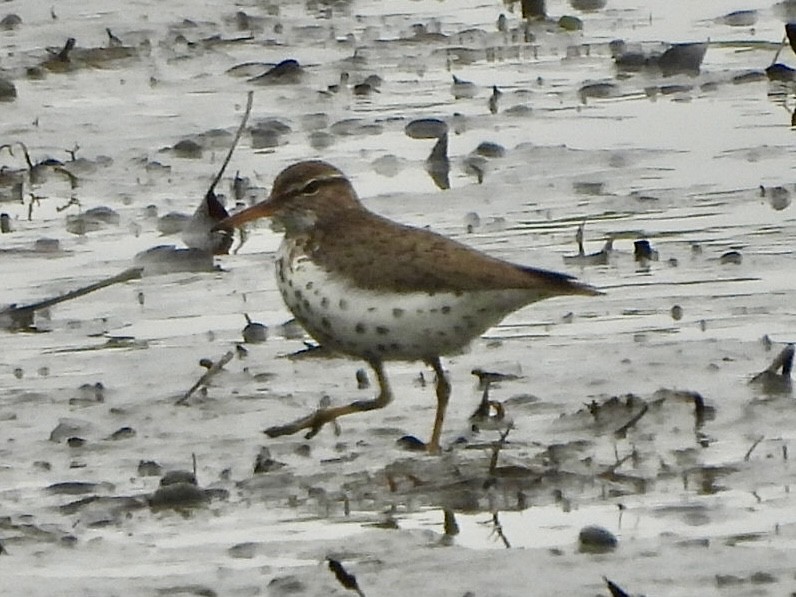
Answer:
425;357;451;454
264;359;393;440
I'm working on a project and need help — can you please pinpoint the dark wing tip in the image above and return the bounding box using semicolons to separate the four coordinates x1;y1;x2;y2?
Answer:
518;264;602;297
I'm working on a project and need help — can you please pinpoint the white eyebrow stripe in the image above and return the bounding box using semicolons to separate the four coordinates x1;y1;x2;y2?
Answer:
291;174;346;193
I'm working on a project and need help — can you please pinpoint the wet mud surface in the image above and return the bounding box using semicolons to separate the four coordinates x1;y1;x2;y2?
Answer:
1;0;796;595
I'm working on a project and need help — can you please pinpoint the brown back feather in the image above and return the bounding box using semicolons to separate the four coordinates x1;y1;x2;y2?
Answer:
306;209;598;297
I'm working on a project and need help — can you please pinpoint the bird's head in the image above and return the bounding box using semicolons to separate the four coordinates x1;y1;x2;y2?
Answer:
218;160;360;234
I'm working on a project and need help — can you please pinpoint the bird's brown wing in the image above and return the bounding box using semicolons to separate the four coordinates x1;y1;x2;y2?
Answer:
310;210;599;297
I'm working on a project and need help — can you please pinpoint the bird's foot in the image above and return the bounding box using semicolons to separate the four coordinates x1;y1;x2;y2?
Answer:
264;409;335;439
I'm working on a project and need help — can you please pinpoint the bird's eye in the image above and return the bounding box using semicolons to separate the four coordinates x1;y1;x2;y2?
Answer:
302;179;322;195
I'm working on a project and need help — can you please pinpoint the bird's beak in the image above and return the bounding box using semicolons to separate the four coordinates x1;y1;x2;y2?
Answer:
216;199;275;230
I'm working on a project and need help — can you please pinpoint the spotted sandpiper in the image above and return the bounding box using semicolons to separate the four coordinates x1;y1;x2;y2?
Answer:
220;160;600;453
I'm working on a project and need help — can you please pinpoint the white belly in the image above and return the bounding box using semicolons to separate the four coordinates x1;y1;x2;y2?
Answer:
274;244;533;361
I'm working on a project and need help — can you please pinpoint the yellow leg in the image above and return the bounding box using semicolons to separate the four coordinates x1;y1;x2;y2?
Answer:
265;359;393;439
425;357;451;454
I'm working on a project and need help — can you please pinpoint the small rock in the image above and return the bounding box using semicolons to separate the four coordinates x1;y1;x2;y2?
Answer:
149;482;209;510
718;9;757;27
763;185;791;211
45;481;103;495
0;14;22;30
50;418;92;442
228;542;259;559
107;426;135;440
634;239;659;261
766;63;796;82
579;82;617;103
0;78;16;102
474;141;505;158
34;238;61;253
371;154;401;177
573;181;604;195
160;470;197;487
267;575;305;596
396;435;426;451
248;58;304;85
558;15;583;31
570;0;607;10
156;586;217;597
242;315;268;344
715;574;745;587
658;42;708;77
719;250;742;265
83;206;120;225
138;460;163;476
749;571;776;584
404;118;448;139
157;212;191;235
172;139;203;159
308;131;334;150
578;525;618;552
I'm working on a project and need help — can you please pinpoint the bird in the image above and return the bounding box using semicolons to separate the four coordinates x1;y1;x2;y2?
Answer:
219;160;600;453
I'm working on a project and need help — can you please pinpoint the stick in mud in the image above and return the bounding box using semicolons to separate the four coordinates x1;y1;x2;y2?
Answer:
603;576;631;597
489;512;511;548
488;426;512;475
751;343;794;380
0;266;143;330
200;91;254;254
744;435;765;462
613;401;649;439
207;91;253;200
177;350;234;406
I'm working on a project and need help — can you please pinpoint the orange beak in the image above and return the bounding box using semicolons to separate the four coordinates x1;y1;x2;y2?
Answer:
216;199;276;230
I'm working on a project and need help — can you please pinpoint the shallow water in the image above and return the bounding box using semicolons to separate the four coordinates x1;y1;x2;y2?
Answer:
2;0;796;594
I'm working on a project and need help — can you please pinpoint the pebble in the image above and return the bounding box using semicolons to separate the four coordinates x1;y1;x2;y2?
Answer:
719;250;742;265
242;316;268;343
157;212;191;235
404;118;448;139
160;470;197;487
172;139;203;158
0;14;22;30
578;525;618;552
138;460;163;476
0;77;16;102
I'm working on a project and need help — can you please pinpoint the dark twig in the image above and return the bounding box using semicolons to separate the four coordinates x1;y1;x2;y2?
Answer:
749;344;793;394
0;266;143;330
206;91;253;199
771;34;788;67
613;402;649;439
327;558;365;597
206;91;253;254
744;435;765;462
489;512;511;548
177;351;234;405
603;576;631;597
488;426;513;474
751;344;794;380
601;449;635;477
